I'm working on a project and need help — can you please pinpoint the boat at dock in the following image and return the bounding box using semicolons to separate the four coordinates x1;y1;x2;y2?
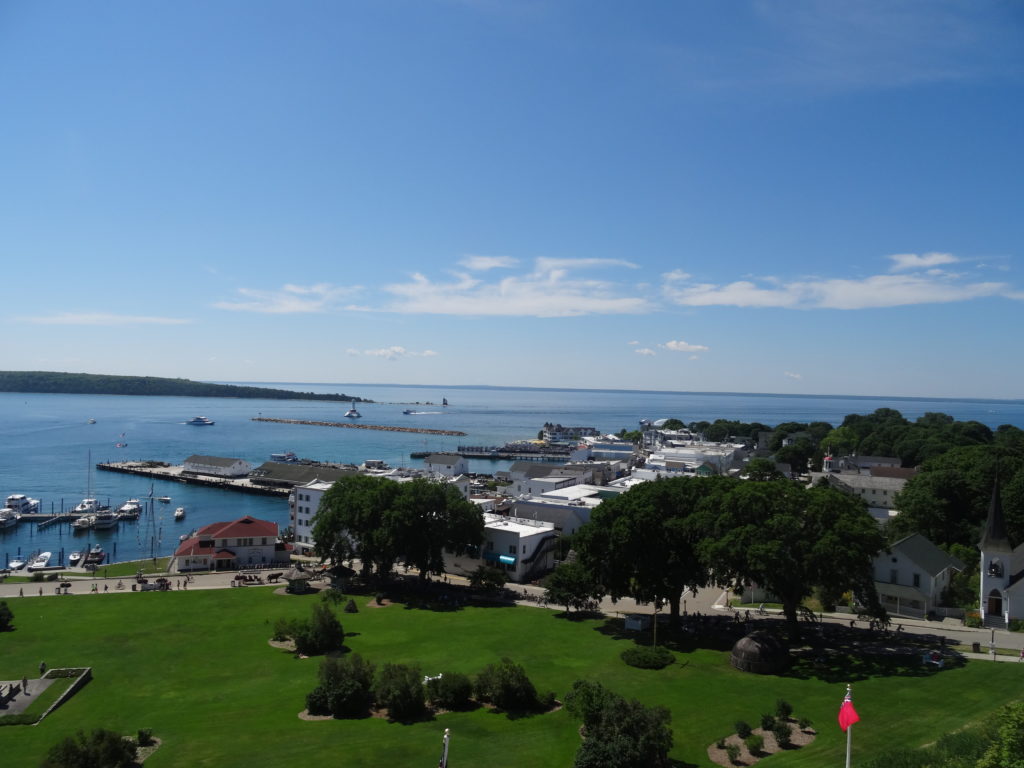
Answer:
157;496;171;503
174;506;186;521
0;509;18;529
84;545;105;565
270;451;298;462
5;494;40;515
116;499;142;519
8;556;25;570
71;515;93;531
27;551;52;570
68;551;83;566
90;510;119;530
72;498;108;515
186;416;215;426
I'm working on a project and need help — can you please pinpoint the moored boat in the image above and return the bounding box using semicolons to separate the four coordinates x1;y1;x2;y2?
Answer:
72;498;105;514
0;509;18;529
27;551;52;570
117;499;142;519
157;496;171;504
68;551;83;566
71;515;93;531
85;544;105;565
174;506;186;521
8;556;25;570
90;510;119;530
270;451;298;462
343;402;362;418
5;494;40;515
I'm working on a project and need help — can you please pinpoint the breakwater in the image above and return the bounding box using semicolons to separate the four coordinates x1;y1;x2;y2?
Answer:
98;462;288;497
252;417;466;437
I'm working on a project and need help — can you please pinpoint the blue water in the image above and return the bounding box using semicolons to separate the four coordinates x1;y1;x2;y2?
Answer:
2;383;1021;567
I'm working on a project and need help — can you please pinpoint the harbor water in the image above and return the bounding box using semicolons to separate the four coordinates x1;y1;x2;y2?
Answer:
2;382;1022;567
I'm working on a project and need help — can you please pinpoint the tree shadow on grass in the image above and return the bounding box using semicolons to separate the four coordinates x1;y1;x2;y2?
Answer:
592;618;741;654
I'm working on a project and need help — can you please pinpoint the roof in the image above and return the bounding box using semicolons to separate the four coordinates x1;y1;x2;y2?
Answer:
250;462;355;486
979;482;1013;552
873;581;928;602
507;461;565;478
184;455;247;467
195;515;279;540
889;533;966;576
870;466;918;480
424;453;463;465
173;539;214;557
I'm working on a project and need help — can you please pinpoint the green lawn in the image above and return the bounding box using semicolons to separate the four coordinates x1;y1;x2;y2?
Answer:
0;588;1020;767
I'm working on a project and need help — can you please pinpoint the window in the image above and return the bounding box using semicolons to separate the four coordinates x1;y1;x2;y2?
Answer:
509;545;517;554
890;569;898;584
913;573;921;588
486;541;494;551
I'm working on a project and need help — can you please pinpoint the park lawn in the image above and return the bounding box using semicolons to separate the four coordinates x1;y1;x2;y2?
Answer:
0;589;1020;767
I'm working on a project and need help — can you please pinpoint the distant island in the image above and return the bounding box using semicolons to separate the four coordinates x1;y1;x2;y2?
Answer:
0;371;371;402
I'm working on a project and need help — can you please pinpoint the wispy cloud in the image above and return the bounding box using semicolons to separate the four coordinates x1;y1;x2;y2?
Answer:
784;371;802;380
889;252;958;272
661;339;710;353
383;257;649;317
458;255;519;271
663;256;1016;310
635;348;656;356
214;283;361;314
346;347;438;361
18;313;191;326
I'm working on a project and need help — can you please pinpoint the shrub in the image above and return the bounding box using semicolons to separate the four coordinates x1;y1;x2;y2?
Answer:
344;598;359;614
773;720;793;747
775;698;793;719
621;645;674;670
312;654;375;718
567;682;673;768
46;572;59;581
475;657;538;711
305;685;331;716
735;720;752;739
0;601;12;632
374;663;425;721
725;743;741;764
136;728;154;747
1009;619;1024;633
760;713;775;731
745;733;764;755
964;611;983;628
716;737;726;749
272;617;298;642
469;565;507;593
426;671;473;710
798;716;813;731
42;728;136;768
32;572;44;582
320;588;345;606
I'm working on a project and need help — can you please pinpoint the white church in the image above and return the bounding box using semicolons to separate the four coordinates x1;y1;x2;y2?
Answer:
978;484;1023;629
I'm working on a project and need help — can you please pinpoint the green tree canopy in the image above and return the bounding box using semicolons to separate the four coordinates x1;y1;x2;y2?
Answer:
543;561;605;615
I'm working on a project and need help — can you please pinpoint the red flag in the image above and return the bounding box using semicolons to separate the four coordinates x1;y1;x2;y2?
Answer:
838;690;860;732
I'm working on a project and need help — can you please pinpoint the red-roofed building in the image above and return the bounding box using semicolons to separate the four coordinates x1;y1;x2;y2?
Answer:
169;515;293;573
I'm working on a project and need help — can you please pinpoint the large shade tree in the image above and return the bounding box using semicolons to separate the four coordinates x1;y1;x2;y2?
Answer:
702;479;886;640
393;477;484;578
575;477;732;628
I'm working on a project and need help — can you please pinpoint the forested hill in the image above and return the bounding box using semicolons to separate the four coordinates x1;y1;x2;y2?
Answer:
0;372;371;402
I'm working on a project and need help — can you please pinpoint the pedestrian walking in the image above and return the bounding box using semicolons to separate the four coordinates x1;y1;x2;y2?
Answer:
39;661;46;676
1018;648;1023;663
19;587;23;597
22;677;28;694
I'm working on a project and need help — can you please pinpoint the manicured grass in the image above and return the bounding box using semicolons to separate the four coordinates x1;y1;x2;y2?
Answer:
0;588;1021;767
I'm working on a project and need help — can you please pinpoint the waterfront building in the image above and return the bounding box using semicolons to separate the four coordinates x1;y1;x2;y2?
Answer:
540;423;600;442
423;453;469;477
444;512;557;583
170;515;292;573
182;455;253;478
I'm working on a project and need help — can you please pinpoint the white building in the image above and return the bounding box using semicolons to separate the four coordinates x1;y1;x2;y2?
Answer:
170;515;292;573
183;455;253;478
872;533;964;618
979;485;1024;628
290;479;334;557
423;453;469;477
444;512;557;584
511;484;622;535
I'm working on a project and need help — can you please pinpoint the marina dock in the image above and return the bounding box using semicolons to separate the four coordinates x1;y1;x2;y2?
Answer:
97;462;288;497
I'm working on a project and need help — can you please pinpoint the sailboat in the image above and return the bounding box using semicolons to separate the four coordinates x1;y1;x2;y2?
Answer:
442;397;448;407
343;401;362;418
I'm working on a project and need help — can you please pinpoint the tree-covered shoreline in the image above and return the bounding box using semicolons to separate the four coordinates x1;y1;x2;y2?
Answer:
0;371;371;402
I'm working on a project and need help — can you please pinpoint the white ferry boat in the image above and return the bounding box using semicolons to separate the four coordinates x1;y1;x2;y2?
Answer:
117;499;142;519
343;402;362;418
186;416;215;426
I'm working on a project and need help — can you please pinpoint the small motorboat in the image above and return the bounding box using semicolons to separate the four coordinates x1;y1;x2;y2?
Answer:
69;551;83;566
0;509;18;529
186;416;215;426
174;507;186;521
402;409;415;415
117;499;142;519
157;496;171;504
8;556;25;570
343;401;361;418
27;551;52;571
85;544;105;565
71;515;93;531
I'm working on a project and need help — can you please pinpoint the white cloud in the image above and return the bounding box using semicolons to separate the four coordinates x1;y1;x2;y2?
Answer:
663;269;692;282
635;348;656;356
663;269;1013;310
383;258;650;317
214;283;360;314
18;313;191;326
661;339;710;353
784;371;802;380
459;255;519;271
888;252;958;272
628;340;640;346
348;347;438;361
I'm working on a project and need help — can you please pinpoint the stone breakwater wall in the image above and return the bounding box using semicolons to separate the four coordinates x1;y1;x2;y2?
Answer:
252;417;467;437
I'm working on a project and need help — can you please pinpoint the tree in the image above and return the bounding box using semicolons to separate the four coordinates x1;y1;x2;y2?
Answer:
393;478;484;579
469;564;507;593
42;729;136;768
0;600;12;631
543;561;604;615
977;701;1024;768
742;458;784;481
313;475;402;577
576;477;730;628
307;653;376;718
566;680;673;768
702;480;886;641
475;657;538;711
425;671;473;710
374;663;425;721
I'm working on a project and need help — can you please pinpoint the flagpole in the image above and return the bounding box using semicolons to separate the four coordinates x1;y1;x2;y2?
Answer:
844;685;853;768
439;727;450;768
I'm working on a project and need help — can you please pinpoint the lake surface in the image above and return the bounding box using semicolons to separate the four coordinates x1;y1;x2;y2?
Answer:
2;382;1021;567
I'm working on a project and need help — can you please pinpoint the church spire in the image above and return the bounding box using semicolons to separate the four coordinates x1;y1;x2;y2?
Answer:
979;479;1012;552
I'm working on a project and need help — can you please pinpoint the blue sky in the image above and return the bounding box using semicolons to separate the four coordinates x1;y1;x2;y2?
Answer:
1;0;1021;398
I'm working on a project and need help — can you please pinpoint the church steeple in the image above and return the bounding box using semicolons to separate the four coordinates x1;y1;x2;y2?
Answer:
979;480;1012;553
